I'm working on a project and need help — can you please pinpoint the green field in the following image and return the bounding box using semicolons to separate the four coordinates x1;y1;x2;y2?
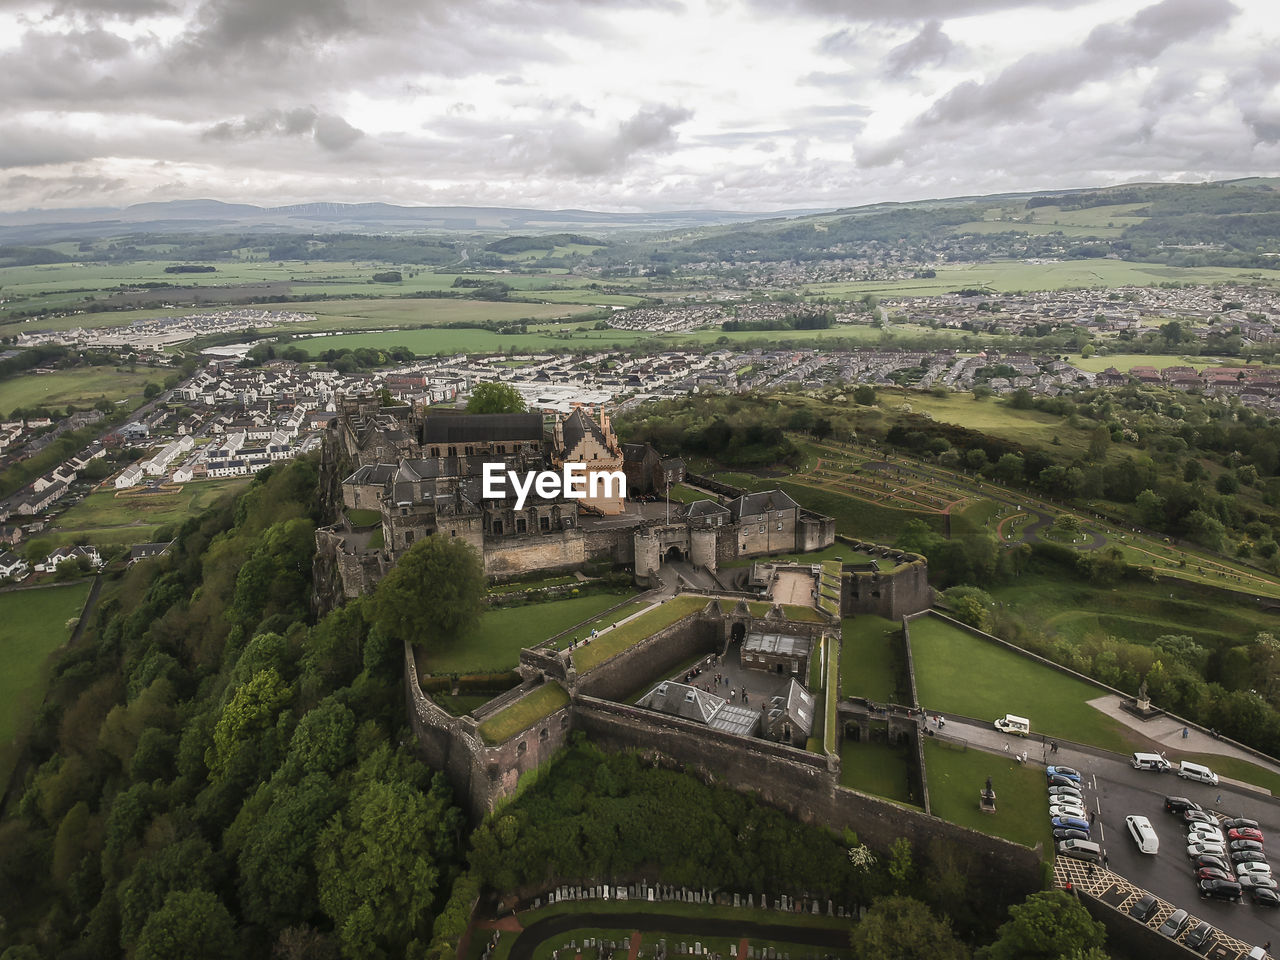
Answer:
907;614;1140;754
987;573;1280;652
418;591;637;675
839;615;900;703
924;738;1052;850
0;583;91;744
0;367;157;415
44;479;251;547
477;681;570;745
839;740;919;807
803;258;1280;299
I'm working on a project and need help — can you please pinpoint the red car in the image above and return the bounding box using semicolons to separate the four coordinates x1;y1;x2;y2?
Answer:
1229;827;1265;844
1197;866;1234;883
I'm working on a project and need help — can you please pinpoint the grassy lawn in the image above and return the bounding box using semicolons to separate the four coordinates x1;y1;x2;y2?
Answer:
419;592;636;674
510;899;851;930
574;596;707;672
1181;753;1280;798
839;616;900;703
924;737;1052;851
908;614;1141;754
45;479;250;547
0;367;156;415
488;574;579;595
745;600;827;623
720;543;874;569
839;740;919;808
0;582;92;743
824;638;839;754
561;599;654;645
431;693;493;717
987;573;1279;652
665;483;716;504
477;682;570;745
345;508;381;526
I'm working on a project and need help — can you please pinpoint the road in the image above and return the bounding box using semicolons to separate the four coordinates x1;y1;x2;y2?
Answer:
948;715;1280;948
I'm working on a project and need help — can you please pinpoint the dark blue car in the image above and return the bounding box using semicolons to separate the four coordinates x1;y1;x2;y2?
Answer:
1046;766;1082;782
1052;815;1090;833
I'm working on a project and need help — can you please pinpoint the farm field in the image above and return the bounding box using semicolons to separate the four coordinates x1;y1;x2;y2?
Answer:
418;591;638;675
907;613;1141;754
923;738;1052;850
1071;353;1280;374
0;367;157;415
43;479;251;548
804;258;1280;299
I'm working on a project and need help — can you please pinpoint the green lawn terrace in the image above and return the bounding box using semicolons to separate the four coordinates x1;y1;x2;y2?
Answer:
476;681;570;745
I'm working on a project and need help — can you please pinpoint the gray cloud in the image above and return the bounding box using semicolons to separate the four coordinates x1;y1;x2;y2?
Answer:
918;0;1238;127
203;108;364;151
884;20;953;79
754;0;1093;22
4;173;130;202
510;104;693;176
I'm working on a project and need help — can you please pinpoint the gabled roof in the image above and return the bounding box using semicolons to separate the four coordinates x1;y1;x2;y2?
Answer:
730;489;799;519
560;407;607;452
636;680;725;724
685;499;729;519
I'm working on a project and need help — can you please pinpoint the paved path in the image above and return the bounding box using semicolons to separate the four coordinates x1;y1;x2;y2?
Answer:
507;913;849;960
1087;695;1280;784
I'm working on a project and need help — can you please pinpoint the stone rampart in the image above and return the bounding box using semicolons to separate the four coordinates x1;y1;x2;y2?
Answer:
574;609;718;702
483;530;586;579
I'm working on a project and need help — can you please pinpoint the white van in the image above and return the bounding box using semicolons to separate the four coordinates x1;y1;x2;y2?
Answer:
1126;814;1159;854
1178;760;1219;786
995;714;1030;736
1058;838;1102;863
1131;752;1171;772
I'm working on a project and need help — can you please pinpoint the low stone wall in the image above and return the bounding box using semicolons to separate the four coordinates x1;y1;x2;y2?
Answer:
483;531;586;579
574;695;1041;902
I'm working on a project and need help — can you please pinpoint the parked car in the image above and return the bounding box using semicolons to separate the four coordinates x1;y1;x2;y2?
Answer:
1053;816;1091;833
1184;810;1216;826
1235;874;1277;890
1047;774;1078;788
1231;849;1270;865
1046;766;1082;782
1198;878;1243;901
1049;785;1084;799
1188;826;1225;844
1127;815;1159;854
1053;827;1091;842
1165;796;1202;814
1187;841;1227;858
1184;920;1215;952
1192;854;1230;872
1252;887;1280;907
1050;803;1087;819
1197;866;1234;882
1157;909;1190;938
1231;839;1265;854
1129;893;1159;921
1235;861;1273;879
1229;827;1265;843
1223;817;1261;831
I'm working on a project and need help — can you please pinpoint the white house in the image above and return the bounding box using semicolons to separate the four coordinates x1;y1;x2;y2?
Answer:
116;464;144;489
38;545;102;573
0;550;28;580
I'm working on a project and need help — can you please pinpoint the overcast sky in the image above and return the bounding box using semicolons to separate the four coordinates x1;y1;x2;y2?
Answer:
1;0;1277;213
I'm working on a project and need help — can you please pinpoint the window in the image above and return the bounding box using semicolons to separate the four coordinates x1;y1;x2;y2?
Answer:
540;516;550;531
516;518;527;534
405;530;414;544
759;524;765;533
777;522;784;531
517;741;527;755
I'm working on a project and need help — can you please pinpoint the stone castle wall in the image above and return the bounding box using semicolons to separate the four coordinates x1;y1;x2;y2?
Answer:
483;530;586;579
840;544;932;620
574;609;719;702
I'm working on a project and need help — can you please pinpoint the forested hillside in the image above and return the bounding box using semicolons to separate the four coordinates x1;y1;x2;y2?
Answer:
0;460;466;960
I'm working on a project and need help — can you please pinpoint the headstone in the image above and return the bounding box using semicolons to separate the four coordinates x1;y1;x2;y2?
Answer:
767;948;776;959
733;893;740;908
696;944;702;955
695;891;702;903
811;901;818;914
648;888;655;902
747;894;754;909
827;900;833;917
680;944;687;955
571;941;576;951
534;897;541;909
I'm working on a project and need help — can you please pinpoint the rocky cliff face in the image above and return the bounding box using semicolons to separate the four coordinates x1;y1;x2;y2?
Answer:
312;428;354;617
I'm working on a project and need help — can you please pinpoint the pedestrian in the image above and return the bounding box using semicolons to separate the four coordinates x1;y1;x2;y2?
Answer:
1089;811;1096;825
1183;727;1189;739
1102;854;1109;868
1216;794;1222;805
1004;742;1010;753
1086;863;1094;876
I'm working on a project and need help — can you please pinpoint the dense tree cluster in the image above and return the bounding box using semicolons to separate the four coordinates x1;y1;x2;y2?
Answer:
0;460;466;959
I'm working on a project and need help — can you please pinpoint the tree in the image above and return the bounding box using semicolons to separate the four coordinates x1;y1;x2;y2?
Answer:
466;382;526;414
887;836;914;891
1135;488;1165;527
849;896;968;960
978;890;1105;960
853;385;877;406
1087;426;1110;462
943;586;992;629
371;535;486;649
135;889;236;960
992;453;1025;486
143;382;162;400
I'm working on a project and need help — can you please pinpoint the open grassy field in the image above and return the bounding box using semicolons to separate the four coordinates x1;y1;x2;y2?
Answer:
477;681;570;745
908;614;1141;754
840;740;919;807
0;582;91;745
0;367;157;414
44;478;250;548
419;591;637;675
878;390;1097;457
987;573;1279;652
803;258;1280;299
924;738;1052;850
839;615;900;703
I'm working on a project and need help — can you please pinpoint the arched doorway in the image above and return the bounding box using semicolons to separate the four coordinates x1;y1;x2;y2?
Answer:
664;545;684;563
730;622;746;644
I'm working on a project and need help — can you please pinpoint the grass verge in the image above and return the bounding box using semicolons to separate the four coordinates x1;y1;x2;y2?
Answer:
477;682;570;745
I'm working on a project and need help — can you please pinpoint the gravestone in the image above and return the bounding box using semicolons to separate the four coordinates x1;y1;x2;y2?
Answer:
648;888;655;902
734;893;740;908
827;900;833;916
747;895;754;909
696;944;702;955
811;901;818;914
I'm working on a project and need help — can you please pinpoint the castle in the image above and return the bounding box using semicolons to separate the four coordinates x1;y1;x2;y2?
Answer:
316;393;837;597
